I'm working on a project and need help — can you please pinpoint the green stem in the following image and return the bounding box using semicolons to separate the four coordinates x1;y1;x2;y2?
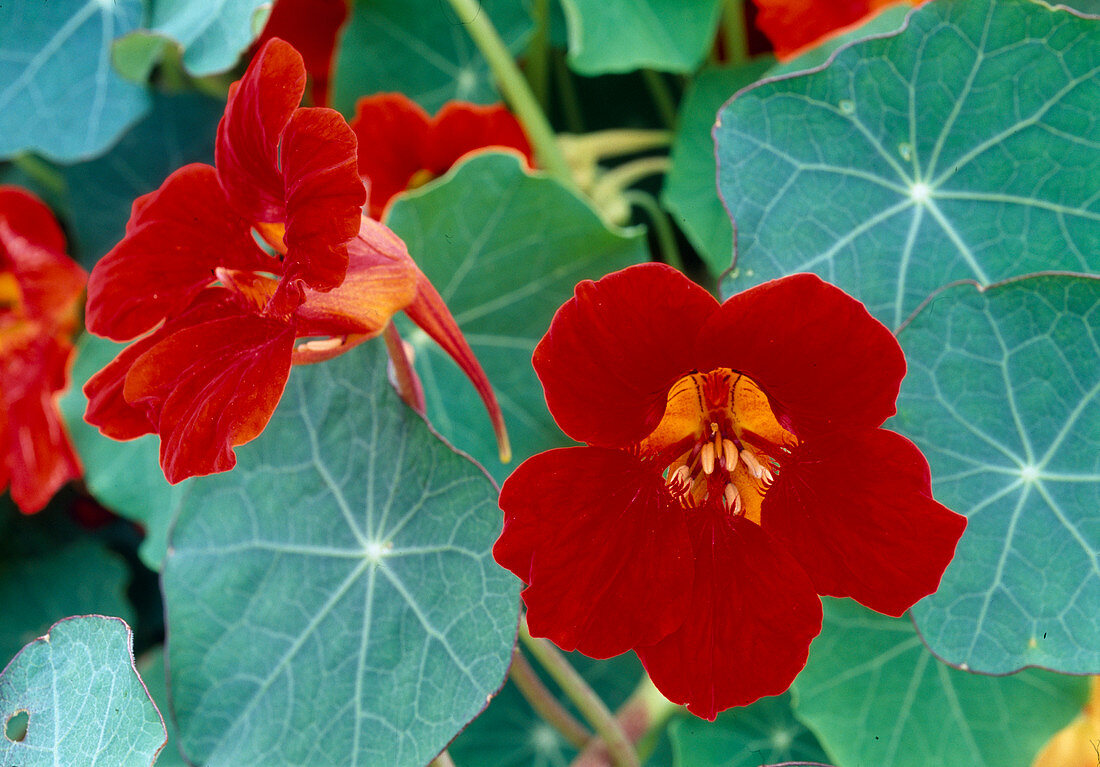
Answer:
526;0;551;111
443;0;574;186
382;322;426;415
589;156;671;210
554;50;585;134
642;70;678;129
11;154;66;198
622;190;684;272
560;129;672;164
721;0;750;64
509;648;592;749
570;675;680;767
519;617;639;767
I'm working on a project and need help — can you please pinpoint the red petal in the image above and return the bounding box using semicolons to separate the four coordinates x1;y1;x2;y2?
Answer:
534;263;719;448
636;510;822;720
84;290;250;440
349;93;431;218
762;428;967;616
279;107;366;293
495;447;694;657
85;164;272;341
216;38;306;223
695;273;905;438
255;0;348;106
295;217;417;337
425;102;535;174
0;186;66;256
1;336;81;514
403;268;510;462
122;299;295;483
753;0;908;59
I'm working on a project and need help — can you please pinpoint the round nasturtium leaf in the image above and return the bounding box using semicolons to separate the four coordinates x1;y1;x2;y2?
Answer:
143;0;269;76
896;274;1100;674
163;340;521;767
0;0;151;162
386;152;647;483
793;599;1087;767
0;616;166;767
716;0;1100;330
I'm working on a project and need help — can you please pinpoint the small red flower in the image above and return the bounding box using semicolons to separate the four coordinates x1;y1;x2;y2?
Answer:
0;187;86;513
350;93;535;218
84;39;508;483
494;263;967;719
752;0;913;59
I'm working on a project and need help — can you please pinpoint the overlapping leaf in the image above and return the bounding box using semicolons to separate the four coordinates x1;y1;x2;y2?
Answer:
716;0;1100;329
0;617;166;767
163;340;520;767
386;152;647;482
894;275;1100;674
793;599;1087;767
59;334;189;572
332;0;533;114
0;0;151;161
669;693;828;767
60;92;223;267
559;0;723;74
141;0;269;76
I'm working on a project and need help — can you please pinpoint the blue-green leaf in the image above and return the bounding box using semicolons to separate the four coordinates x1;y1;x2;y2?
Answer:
0;617;166;767
716;0;1100;329
163;340;520;767
897;274;1100;674
0;0;151;162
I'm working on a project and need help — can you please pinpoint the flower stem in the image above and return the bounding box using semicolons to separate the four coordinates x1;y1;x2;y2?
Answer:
553;50;585;133
509;648;593;749
641;70;678;129
559;129;673;164
589;156;672;217
442;0;575;186
526;0;552;111
382;322;426;415
721;0;750;64
570;675;680;767
519;616;639;767
622;191;684;272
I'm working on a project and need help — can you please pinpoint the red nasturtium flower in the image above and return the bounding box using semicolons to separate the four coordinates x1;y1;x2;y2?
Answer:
350;93;535;218
83;38;507;483
494;263;967;719
0;187;86;513
753;0;915;59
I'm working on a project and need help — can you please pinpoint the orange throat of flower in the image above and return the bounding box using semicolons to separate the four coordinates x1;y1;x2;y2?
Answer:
639;368;798;524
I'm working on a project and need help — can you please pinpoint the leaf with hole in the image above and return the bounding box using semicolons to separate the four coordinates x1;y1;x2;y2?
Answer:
793;599;1086;767
386;152;647;483
0;0;151;161
0;616;166;767
558;0;723;74
163;339;521;767
894;274;1100;674
332;0;533;115
716;0;1100;329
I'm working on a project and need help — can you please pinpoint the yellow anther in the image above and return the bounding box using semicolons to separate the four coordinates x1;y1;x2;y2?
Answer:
722;439;738;471
700;442;716;474
723;483;742;515
740;448;766;479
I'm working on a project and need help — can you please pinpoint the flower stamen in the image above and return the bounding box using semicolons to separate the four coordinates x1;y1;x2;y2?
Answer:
700;442;716;474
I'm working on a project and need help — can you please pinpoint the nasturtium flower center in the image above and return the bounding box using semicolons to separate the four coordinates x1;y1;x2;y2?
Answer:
639;368;798;523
